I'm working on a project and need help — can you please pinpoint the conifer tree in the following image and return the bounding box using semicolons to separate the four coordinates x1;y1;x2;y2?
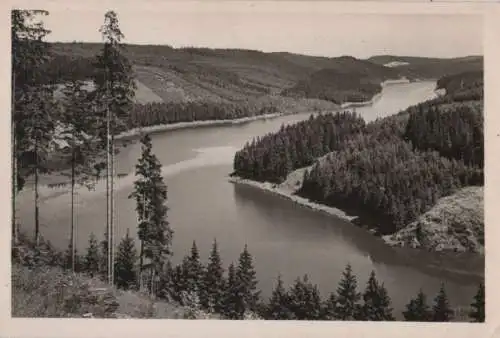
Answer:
432;283;454;322
114;229;138;290
170;264;187;303
236;244;261;314
92;10;136;285
334;264;362;320
223;262;242;319
403;289;432;321
288;275;322;320
84;233;100;277
129;133;172;293
11;10;52;244
201;239;225;313
183;241;204;296
360;271;394;321
266;274;294;320
469;282;485;322
157;260;174;300
322;292;338;320
59;79;98;273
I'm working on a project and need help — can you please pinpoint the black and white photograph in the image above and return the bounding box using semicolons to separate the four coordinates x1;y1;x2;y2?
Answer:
6;0;493;331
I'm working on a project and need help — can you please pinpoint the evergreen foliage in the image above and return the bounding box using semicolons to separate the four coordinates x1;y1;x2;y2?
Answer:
432;283;454;322
84;233;100;278
129;133;172;288
114;229;138;290
201;239;225;312
288;275;323;320
403;289;432;321
469;282;485;322
236;245;261;313
233;111;366;183
183;241;204;295
222;262;241;319
334;264;362;320
360;271;394;321
266;275;294;319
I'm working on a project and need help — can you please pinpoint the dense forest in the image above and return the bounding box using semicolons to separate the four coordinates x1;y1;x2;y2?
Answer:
233;112;366;183
128;101;279;128
233;72;484;234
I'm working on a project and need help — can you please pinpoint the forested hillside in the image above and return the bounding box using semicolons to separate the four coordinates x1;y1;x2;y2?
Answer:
232;70;484;239
44;43;482;108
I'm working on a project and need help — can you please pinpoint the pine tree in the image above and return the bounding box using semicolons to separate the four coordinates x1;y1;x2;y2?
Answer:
170;264;187;303
288;275;322;320
403;289;432;321
432;283;454;322
84;233;100;277
322;292;338;320
183;241;204;296
266;274;294;320
360;271;394;321
157;260;174;300
114;229;138;290
223;262;242;319
11;10;52;245
129;133;172;293
334;264;361;320
201;239;225;313
59;79;98;273
92;10;136;285
236;245;261;314
469;282;485;322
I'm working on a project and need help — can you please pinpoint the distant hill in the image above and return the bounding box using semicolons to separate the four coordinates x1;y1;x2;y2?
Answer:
367;55;483;80
44;43;483;107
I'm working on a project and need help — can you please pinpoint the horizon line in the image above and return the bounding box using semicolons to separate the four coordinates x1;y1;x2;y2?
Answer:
47;40;484;60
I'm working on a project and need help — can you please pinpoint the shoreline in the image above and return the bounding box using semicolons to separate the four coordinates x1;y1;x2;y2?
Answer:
228;175;360;225
115;112;287;141
339;77;411;109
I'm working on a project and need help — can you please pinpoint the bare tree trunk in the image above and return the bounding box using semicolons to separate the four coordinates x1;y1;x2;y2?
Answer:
34;138;40;246
106;106;111;284
139;240;144;290
11;76;17;245
70;143;76;273
12;116;17;245
110;134;115;286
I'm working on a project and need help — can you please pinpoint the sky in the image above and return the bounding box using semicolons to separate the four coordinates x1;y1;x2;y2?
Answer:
41;4;483;59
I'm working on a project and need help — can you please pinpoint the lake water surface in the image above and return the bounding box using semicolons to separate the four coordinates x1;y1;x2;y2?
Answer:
17;81;483;318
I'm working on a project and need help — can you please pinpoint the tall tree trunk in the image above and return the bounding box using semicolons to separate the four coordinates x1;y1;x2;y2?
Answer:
139;240;144;291
110;134;115;285
70;143;76;273
34;138;40;246
106;106;111;284
11;76;17;245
